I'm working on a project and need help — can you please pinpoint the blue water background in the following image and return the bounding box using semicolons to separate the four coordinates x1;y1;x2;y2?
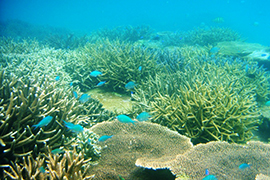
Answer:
0;0;269;45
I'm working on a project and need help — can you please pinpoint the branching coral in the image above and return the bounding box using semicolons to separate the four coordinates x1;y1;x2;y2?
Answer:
0;69;111;167
91;25;154;42
3;147;94;180
184;27;242;46
79;39;160;92
68;128;101;160
132;55;266;144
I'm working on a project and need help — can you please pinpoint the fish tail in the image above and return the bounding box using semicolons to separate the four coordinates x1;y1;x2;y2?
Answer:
32;125;38;129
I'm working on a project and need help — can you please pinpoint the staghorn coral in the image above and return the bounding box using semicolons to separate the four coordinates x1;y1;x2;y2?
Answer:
0;69;111;168
88;120;192;180
91;25;154;43
45;33;88;50
131;55;266;144
68;128;102;160
79;39;160;92
2;154;46;180
45;148;94;180
136;141;270;180
0;70;69;164
184;27;242;46
3;147;94;180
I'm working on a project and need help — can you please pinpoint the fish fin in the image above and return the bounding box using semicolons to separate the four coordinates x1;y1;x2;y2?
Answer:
32;125;38;129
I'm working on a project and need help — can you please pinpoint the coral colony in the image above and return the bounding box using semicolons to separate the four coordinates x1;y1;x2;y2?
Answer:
1;24;270;179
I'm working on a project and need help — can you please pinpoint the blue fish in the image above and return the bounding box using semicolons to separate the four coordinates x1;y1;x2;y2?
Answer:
202;175;218;180
205;169;209;175
97;81;106;87
51;148;64;154
239;163;250;170
39;167;45;173
32;116;53;129
138;66;142;71
265;101;270;106
245;64;249;73
90;70;102;77
210;47;220;54
136;112;151;121
125;81;137;89
69;82;73;86
63;120;84;133
55;76;60;81
79;94;90;103
261;53;267;57
116;114;136;124
98;135;114;142
73;91;78;98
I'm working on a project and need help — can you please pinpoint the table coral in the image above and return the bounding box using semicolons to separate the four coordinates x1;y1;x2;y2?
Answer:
136;141;270;180
88;120;192;180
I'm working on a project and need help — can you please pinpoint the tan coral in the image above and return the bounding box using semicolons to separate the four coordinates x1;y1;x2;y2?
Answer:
136;141;270;180
89;120;193;180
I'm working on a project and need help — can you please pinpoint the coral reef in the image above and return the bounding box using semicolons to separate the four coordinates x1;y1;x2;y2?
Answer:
88;120;192;180
185;27;241;46
91;25;154;42
68;128;102;160
0;70;69;165
45;33;88;50
79;39;160;92
3;147;94;180
255;173;270;180
132;55;266;144
136;141;270;180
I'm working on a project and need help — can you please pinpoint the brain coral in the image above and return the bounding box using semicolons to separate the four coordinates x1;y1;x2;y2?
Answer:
136;141;270;180
88;120;193;180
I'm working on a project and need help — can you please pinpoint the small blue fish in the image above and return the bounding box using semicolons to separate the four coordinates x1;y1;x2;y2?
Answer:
39;167;45;173
210;47;220;54
116;114;136;124
79;94;90;103
261;53;267;57
202;175;218;180
136;112;151;121
97;81;106;87
73;91;78;98
265;101;270;106
239;163;250;170
55;76;60;81
125;81;137;89
205;169;209;175
51;148;64;154
69;82;73;86
98;135;114;142
138;66;142;71
90;70;102;77
245;64;249;73
63;120;84;133
32;116;53;129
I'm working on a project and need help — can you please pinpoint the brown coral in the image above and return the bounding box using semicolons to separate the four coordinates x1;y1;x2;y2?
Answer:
89;120;192;180
136;141;270;180
3;147;94;180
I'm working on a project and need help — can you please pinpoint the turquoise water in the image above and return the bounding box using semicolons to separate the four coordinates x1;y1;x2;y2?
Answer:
0;0;269;45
